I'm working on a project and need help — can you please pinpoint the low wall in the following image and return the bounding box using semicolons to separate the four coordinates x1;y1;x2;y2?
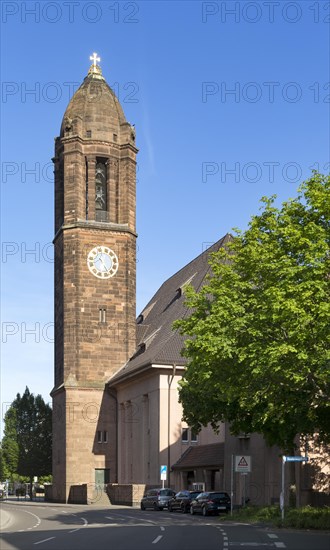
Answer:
45;482;149;506
68;484;88;504
107;484;146;507
44;484;88;504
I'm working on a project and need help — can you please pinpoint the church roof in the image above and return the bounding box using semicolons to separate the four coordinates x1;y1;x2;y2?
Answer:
60;62;127;141
108;233;233;385
171;443;224;470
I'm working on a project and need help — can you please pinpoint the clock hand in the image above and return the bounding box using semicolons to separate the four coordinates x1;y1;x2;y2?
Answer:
99;256;108;271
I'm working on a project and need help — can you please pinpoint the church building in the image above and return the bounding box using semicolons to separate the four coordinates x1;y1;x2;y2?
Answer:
50;56;328;507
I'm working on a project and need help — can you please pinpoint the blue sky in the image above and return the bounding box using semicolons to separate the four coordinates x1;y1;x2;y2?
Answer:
1;1;329;424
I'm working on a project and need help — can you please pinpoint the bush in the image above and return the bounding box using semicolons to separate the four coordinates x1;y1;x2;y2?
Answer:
224;505;330;530
282;506;330;530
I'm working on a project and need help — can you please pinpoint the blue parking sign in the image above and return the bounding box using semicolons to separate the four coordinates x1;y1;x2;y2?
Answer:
160;465;167;480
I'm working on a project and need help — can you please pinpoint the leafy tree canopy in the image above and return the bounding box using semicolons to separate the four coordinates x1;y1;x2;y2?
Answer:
2;387;52;485
1;407;19;478
175;173;330;452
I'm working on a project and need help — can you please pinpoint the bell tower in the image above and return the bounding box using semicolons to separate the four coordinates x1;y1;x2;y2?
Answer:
51;55;138;502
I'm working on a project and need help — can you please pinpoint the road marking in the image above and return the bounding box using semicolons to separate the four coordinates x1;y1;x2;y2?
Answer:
268;534;278;539
229;544;273;547
160;526;165;531
274;544;286;548
34;537;56;545
152;535;163;544
68;516;88;532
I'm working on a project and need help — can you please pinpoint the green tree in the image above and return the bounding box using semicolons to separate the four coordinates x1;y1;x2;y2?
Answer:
175;173;330;452
0;443;10;481
2;387;52;497
2;406;19;478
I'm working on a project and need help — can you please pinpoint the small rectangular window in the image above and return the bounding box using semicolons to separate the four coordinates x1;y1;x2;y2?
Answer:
103;431;108;443
86;130;92;138
191;430;198;443
97;431;102;443
113;133;118;142
99;308;106;323
181;428;189;443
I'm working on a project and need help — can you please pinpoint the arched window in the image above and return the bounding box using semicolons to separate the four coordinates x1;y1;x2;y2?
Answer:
95;160;107;214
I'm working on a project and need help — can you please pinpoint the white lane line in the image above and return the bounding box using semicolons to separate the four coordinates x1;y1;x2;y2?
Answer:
160;526;165;531
34;537;56;545
229;544;272;547
11;508;41;531
268;534;278;539
274;543;286;548
68;516;88;533
105;516;115;520
152;535;163;544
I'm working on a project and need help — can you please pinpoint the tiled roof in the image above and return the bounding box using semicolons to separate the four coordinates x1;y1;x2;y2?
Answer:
172;443;224;469
108;233;232;385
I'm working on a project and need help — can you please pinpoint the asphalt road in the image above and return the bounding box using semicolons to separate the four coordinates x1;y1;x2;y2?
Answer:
0;500;329;550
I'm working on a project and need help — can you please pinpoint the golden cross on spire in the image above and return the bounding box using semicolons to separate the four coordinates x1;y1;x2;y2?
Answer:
90;52;100;67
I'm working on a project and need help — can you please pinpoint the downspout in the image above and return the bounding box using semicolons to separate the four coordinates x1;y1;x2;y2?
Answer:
167;364;176;489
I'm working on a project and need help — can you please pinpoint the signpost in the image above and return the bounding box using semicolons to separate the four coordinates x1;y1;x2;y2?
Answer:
281;456;308;520
160;465;167;488
231;456;252;514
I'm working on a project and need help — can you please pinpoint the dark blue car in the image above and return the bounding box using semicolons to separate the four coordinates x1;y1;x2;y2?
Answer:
190;491;231;516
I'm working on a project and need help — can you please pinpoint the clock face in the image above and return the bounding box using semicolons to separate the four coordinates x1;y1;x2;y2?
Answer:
87;246;119;279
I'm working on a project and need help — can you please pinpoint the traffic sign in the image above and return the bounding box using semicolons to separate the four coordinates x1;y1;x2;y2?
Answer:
160;465;167;480
235;455;251;473
283;456;308;462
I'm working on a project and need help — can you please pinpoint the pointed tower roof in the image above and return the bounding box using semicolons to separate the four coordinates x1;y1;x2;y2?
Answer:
60;53;127;141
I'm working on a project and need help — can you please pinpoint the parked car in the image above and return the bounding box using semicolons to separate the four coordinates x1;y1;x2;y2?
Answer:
140;488;176;511
168;490;202;513
190;491;231;516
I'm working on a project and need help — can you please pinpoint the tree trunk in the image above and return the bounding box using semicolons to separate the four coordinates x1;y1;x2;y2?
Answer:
29;477;33;501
